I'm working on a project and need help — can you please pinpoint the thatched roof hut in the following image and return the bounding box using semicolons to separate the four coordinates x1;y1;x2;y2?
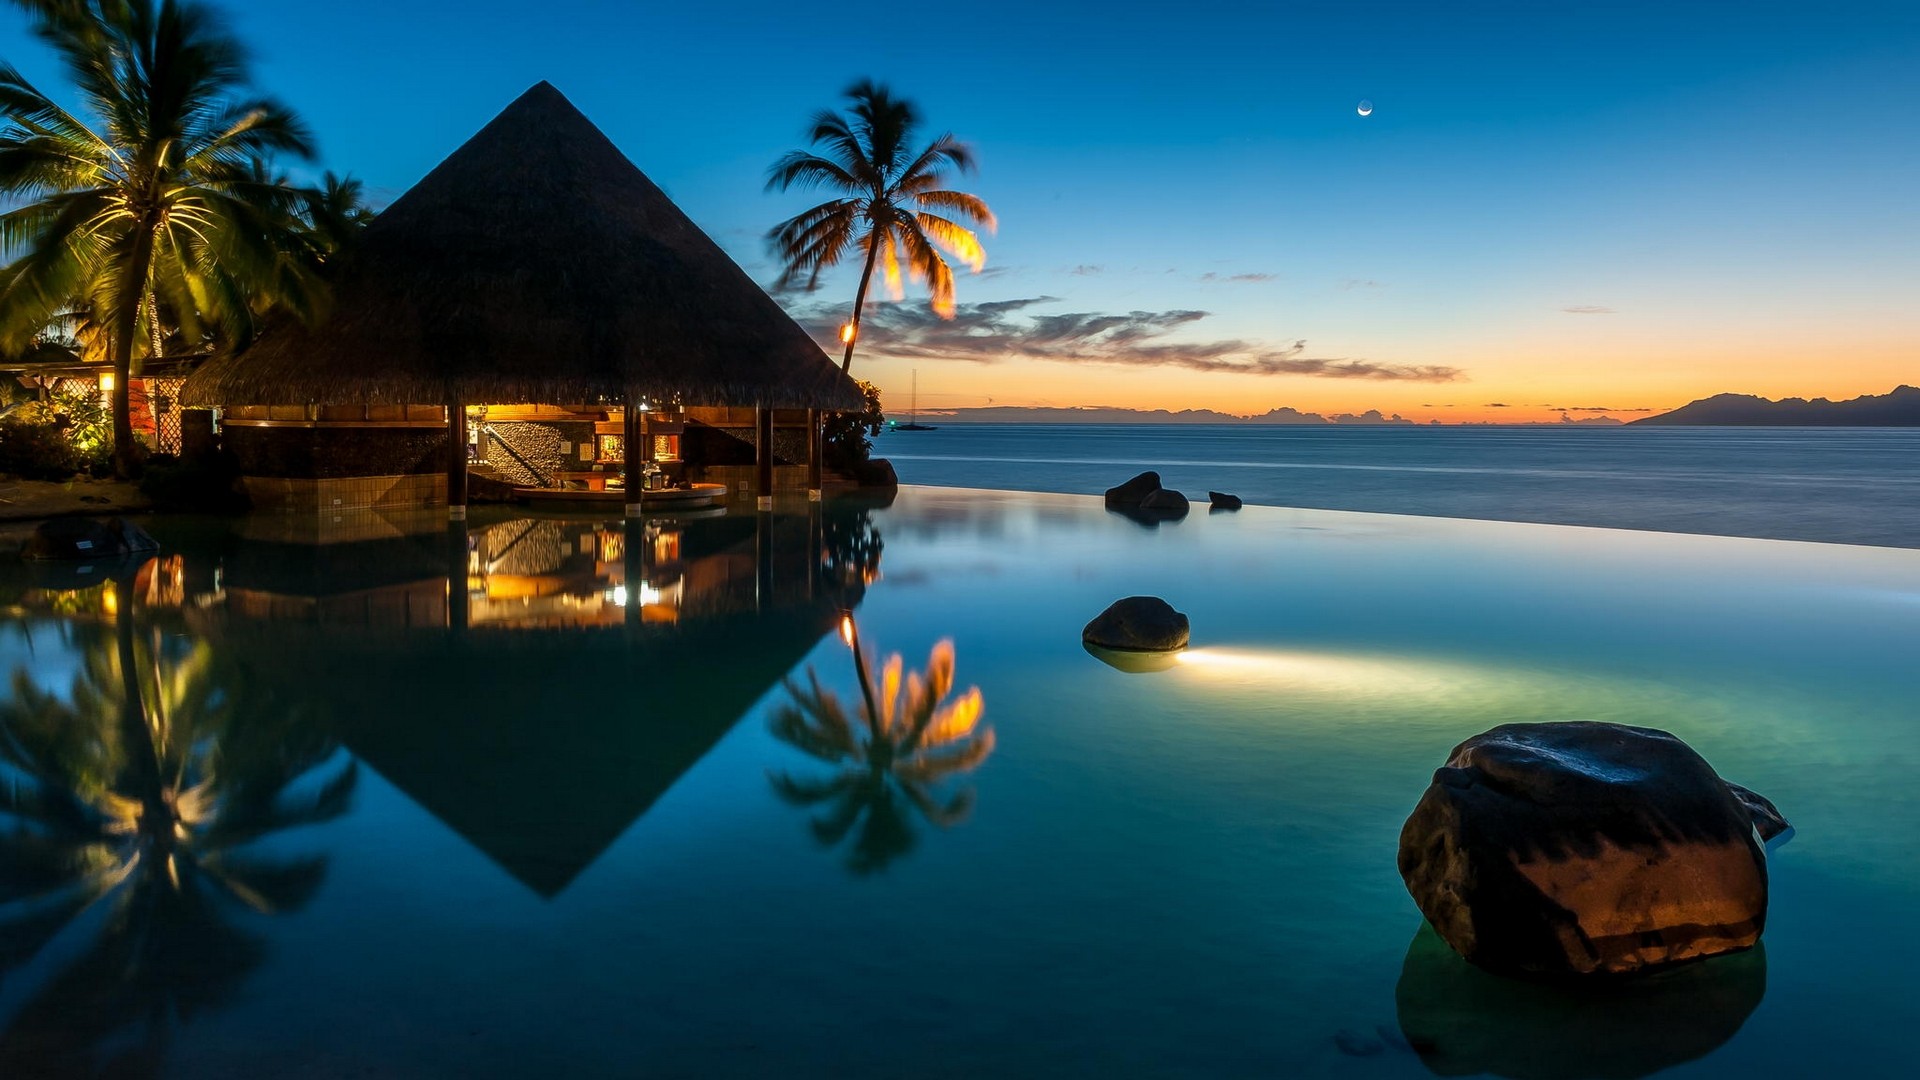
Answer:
183;82;859;411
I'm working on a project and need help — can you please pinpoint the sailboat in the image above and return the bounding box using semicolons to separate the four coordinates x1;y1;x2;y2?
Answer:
892;370;938;431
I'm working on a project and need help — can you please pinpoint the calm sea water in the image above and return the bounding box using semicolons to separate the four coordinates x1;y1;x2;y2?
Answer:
2;490;1917;1077
876;425;1920;548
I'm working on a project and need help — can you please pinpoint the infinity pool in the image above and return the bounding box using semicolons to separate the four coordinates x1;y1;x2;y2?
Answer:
2;487;1917;1077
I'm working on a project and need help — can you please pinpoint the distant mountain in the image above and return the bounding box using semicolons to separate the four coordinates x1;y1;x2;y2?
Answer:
926;406;1418;425
1632;385;1920;426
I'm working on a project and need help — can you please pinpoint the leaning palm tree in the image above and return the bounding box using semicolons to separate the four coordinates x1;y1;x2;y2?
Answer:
767;79;996;372
0;0;321;476
768;626;993;873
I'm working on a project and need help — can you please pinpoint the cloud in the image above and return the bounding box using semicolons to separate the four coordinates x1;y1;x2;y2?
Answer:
1341;278;1384;290
1199;272;1279;283
1484;402;1511;408
1543;404;1655;413
1068;264;1103;276
1330;410;1415;425
1561;305;1616;315
793;297;1463;382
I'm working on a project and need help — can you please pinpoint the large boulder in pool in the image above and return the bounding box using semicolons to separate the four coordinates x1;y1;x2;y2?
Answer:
1398;721;1784;978
1083;596;1190;652
1104;471;1163;507
21;517;158;561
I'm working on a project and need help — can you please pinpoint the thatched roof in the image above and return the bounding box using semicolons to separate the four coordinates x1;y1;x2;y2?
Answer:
183;82;861;410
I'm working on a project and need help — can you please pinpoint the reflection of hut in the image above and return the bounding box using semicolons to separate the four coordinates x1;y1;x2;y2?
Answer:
181;82;861;515
188;507;876;896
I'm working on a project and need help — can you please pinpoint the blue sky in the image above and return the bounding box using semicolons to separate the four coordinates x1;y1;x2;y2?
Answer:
4;0;1916;419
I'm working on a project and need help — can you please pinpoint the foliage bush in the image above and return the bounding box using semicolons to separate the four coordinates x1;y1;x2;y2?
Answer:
0;398;116;480
824;380;886;471
0;410;80;480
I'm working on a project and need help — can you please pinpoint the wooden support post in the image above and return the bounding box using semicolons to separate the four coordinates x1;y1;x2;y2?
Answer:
755;404;774;511
806;408;823;501
447;401;468;520
623;398;644;518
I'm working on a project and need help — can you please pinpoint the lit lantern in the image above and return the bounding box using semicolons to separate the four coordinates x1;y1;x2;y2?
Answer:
98;372;115;396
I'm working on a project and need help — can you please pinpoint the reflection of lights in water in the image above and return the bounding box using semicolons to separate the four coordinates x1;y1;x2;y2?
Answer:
1173;647;1481;698
606;583;664;607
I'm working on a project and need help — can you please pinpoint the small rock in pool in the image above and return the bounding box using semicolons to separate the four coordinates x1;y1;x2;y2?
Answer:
1138;488;1190;516
1103;471;1163;507
22;517;158;561
1082;596;1190;652
1334;1029;1385;1057
1208;491;1242;510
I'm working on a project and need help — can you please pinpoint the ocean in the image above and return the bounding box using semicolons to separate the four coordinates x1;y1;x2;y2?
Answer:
874;424;1920;548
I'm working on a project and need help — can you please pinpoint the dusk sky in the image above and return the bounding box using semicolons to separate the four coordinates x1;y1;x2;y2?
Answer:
6;0;1915;422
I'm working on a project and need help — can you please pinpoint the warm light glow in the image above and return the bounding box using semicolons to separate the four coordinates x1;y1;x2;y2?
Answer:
839;322;857;344
98;372;115;394
839;613;856;646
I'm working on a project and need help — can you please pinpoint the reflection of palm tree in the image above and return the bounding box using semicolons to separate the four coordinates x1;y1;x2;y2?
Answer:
769;632;992;873
0;616;354;1073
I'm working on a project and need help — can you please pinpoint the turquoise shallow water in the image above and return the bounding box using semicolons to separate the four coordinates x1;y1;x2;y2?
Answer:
1;488;1917;1077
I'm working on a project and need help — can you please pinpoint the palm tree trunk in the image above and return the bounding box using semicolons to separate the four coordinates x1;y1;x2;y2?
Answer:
108;226;157;479
841;231;885;372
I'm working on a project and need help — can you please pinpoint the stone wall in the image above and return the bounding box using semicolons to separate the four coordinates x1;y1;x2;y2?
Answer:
483;420;598;486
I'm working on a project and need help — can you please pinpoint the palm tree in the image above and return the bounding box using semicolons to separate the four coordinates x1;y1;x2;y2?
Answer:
768;628;993;873
767;79;997;372
0;0;322;477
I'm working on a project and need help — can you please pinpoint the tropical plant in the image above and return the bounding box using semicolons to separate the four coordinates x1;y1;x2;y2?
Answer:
768;626;992;873
822;377;885;470
0;0;324;476
0;592;355;1070
766;79;996;372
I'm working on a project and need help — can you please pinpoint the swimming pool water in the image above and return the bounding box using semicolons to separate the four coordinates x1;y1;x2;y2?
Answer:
1;488;1915;1077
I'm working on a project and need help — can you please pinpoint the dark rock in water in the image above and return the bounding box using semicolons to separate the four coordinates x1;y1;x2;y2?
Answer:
22;517;158;561
1104;470;1162;507
1398;721;1782;977
1082;596;1190;652
1395;921;1765;1078
1726;781;1790;842
1208;491;1242;510
1138;488;1189;516
1082;641;1182;673
1333;1029;1385;1057
854;457;900;489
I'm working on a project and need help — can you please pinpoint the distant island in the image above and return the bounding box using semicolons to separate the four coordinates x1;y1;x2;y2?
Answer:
1631;385;1920;426
918;406;1623;426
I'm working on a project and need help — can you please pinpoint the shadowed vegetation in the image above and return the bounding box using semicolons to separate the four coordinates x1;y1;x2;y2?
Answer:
0;0;357;476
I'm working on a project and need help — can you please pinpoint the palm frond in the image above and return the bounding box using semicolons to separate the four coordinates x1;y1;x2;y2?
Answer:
764;150;858;194
911;189;997;231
